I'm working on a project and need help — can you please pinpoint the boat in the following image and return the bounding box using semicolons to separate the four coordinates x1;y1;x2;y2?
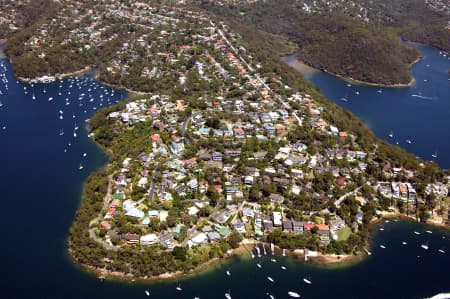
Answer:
145;290;150;296
281;266;287;270
303;278;312;284
380;245;386;249
405;139;412;144
426;292;450;299
226;270;231;276
432;152;438;158
355;91;360;95
256;263;262;268
0;101;3;107
377;89;382;94
225;291;231;299
379;228;384;231
59;129;64;136
364;248;372;255
288;291;301;298
421;242;429;250
79;164;84;170
425;230;432;234
83;153;87;157
32;93;36;100
267;276;274;282
414;231;421;235
388;131;393;138
402;241;407;245
438;248;446;254
48;97;53;101
282;248;286;256
74;132;77;138
176;284;182;291
270;258;276;263
267;293;275;299
339;97;348;102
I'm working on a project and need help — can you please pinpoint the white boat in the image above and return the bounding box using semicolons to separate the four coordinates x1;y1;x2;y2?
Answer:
226;270;230;276
83;153;87;157
364;248;372;255
432;152;438;158
59;129;64;136
340;98;348;102
379;228;384;231
380;245;386;249
438;248;446;254
427;292;450;299
267;276;274;282
402;241;407;245
388;131;393;138
267;294;275;299
414;231;421;235
32;93;36;100
74;132;77;138
355;91;360;95
176;284;182;291
225;291;231;299
145;290;150;296
421;242;429;250
270;258;276;263
303;278;312;284
281;266;287;270
425;230;432;234
79;164;83;170
405;139;412;144
256;263;262;268
377;89;382;94
48;97;53;101
288;291;301;298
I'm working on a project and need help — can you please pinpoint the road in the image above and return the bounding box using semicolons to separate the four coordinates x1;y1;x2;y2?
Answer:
181;111;201;145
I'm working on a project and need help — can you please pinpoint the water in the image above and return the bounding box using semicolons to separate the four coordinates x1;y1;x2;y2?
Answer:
1;52;449;298
283;44;450;168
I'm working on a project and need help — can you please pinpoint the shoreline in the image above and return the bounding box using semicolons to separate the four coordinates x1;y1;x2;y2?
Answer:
284;53;422;88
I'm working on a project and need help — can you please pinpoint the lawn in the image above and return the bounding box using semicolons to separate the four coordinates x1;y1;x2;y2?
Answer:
337;226;352;241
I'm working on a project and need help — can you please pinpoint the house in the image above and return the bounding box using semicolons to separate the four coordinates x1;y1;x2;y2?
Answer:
232;220;246;233
336;177;346;187
121;234;140;244
283;220;293;232
270;193;285;204
191;232;208;245
140;233;159;245
303;222;315;231
273;211;282;227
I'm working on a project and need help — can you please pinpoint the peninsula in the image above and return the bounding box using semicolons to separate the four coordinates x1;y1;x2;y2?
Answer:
0;0;449;280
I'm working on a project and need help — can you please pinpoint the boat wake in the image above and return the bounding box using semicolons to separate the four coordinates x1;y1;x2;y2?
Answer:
411;94;434;100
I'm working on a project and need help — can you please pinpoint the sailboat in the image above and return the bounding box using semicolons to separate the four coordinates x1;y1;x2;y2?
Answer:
405;139;412;144
421;242;429;250
176;284;182;291
432;151;438;158
388;131;393;138
225;291;232;299
79;164;84;170
32;93;36;100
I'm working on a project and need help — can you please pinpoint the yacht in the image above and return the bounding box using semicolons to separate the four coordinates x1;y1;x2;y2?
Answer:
355;91;360;95
256;263;262;268
414;231;421;235
225;291;231;299
303;278;312;284
425;230;432;234
380;245;386;249
288;291;301;298
267;276;274;282
226;270;231;276
364;248;372;255
388;131;393;138
48;97;53;101
145;290;150;296
438;248;446;254
79;164;84;170
270;258;276;263
32;93;36;100
281;266;287;270
176;284;182;291
402;241;407;245
405;139;412;144
83;153;87;157
421;242;429;250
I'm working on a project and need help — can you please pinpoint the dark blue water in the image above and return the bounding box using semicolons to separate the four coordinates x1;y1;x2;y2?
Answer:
1;50;450;299
283;45;450;168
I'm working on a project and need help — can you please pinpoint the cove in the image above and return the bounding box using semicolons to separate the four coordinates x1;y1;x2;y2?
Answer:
282;44;450;169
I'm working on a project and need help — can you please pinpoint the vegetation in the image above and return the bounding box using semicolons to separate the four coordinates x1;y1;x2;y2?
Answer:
199;0;449;85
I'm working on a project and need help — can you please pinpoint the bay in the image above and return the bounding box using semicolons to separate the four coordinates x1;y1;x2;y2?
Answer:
282;44;450;169
1;45;449;298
